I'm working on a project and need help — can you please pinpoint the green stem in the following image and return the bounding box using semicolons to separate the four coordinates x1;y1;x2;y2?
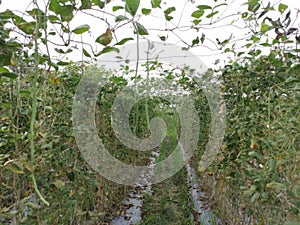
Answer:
145;41;150;131
29;6;49;206
133;23;140;135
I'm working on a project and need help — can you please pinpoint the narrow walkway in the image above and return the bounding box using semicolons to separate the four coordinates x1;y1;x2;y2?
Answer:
111;150;159;225
179;142;223;225
111;143;223;225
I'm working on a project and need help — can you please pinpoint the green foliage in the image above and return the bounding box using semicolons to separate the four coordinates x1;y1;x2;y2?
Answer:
0;0;299;223
151;0;161;9
135;22;149;35
125;0;140;17
206;47;300;224
164;6;176;21
72;24;90;34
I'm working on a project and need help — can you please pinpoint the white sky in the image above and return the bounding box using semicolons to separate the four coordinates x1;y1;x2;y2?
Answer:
0;0;299;68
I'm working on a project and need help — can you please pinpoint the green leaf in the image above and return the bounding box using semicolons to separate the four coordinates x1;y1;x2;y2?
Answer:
247;0;260;13
55;48;72;54
135;22;149;35
93;0;105;9
242;12;248;18
214;3;228;9
192;36;199;46
191;10;204;19
125;0;140;16
164;7;175;15
115;15;128;22
49;1;74;21
49;0;60;13
278;3;288;13
250;35;260;43
49;31;56;35
142;8;151;15
260;42;271;47
27;8;46;25
158;35;168;41
0;67;9;73
112;6;124;12
80;0;92;9
83;48;91;57
57;61;70;66
151;0;161;8
258;10;268;19
1;10;26;25
61;5;74;22
200;33;205;43
193;19;201;25
165;15;173;21
206;11;219;18
96;46;120;56
17;21;36;35
261;23;272;32
48;15;60;22
164;7;176;21
115;37;134;45
197;5;212;10
0;72;18;79
72;24;90;34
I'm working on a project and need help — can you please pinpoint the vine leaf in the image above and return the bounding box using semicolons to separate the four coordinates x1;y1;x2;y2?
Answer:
191;10;204;19
115;38;134;45
125;0;140;16
142;8;151;15
72;24;90;34
49;1;74;22
278;3;288;13
83;48;91;58
57;61;70;66
80;0;92;9
135;22;149;35
95;46;120;56
113;6;124;12
197;5;212;10
247;0;260;13
115;15;128;22
0;67;9;73
93;0;105;9
164;7;176;21
0;72;18;79
206;11;219;19
158;35;168;41
151;0;161;8
200;33;205;43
